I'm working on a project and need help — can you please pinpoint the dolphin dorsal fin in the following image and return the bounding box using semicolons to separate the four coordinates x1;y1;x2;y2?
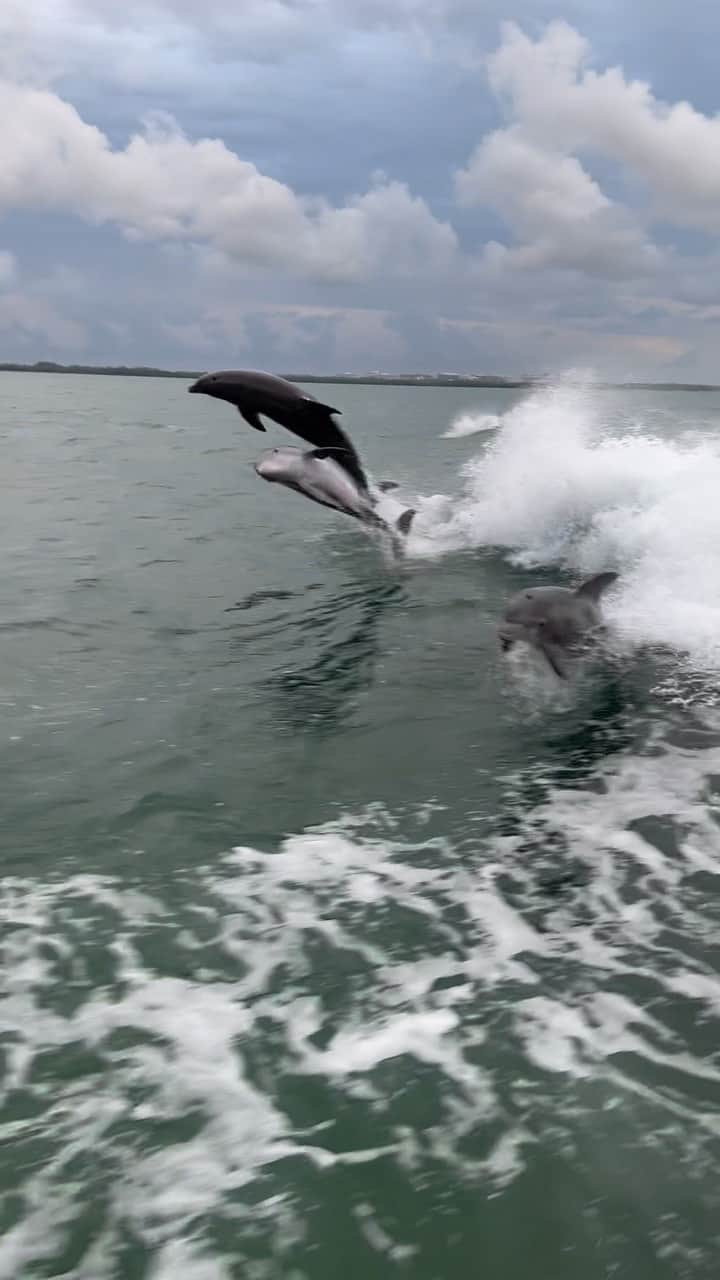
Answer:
308;447;349;460
574;571;619;601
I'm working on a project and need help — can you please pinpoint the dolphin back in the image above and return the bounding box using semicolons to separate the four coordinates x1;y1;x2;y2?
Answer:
214;369;340;414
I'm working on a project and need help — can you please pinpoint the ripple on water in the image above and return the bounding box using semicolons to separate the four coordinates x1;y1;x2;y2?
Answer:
1;738;720;1275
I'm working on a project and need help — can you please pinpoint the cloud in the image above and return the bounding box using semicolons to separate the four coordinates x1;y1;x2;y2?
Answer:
454;21;691;281
0;293;87;351
3;13;720;376
619;335;689;362
162;301;406;370
0;84;457;284
0;251;16;284
486;20;720;234
457;128;660;278
0;0;502;84
0;256;92;353
0;1;307;85
437;314;690;377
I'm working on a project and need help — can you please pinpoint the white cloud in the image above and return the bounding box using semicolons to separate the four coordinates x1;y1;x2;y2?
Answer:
486;20;720;234
457;128;660;278
452;17;720;285
0;84;457;284
452;20;707;281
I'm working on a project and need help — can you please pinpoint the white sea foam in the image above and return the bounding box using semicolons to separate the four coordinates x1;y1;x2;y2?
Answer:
416;377;720;670
442;411;502;438
2;740;720;1272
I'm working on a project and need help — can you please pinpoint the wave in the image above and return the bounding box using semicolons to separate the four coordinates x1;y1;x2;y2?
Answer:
442;411;502;438
415;378;720;671
2;750;720;1273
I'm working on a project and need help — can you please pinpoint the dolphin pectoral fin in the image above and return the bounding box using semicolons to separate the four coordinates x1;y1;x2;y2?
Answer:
538;638;571;679
378;480;399;492
280;478;356;518
395;508;415;537
574;571;619;601
239;408;266;431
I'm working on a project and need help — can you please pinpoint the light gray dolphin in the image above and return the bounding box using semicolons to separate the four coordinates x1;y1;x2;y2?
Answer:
254;446;415;546
498;571;619;678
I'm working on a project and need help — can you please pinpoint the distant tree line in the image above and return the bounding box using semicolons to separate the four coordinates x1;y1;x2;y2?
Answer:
0;361;716;391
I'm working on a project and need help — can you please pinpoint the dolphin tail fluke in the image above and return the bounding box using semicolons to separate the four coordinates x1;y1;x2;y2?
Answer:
395;508;415;537
575;571;619;601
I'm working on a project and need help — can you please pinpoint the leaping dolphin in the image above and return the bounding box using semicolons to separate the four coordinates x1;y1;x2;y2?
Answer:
188;369;368;491
498;571;619;678
254;446;415;549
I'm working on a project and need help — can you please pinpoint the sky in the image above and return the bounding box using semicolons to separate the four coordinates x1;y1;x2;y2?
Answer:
2;0;720;377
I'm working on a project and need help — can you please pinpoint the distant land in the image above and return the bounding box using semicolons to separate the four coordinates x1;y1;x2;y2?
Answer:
0;360;718;392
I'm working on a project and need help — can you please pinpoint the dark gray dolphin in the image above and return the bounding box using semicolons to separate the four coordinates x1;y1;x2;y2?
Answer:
254;446;415;546
498;571;619;678
188;368;368;491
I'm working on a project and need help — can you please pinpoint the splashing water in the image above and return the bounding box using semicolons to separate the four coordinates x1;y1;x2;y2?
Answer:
412;379;720;671
442;411;502;438
2;370;720;1278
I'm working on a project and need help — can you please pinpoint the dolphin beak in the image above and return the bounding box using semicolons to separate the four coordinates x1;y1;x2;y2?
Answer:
188;380;201;393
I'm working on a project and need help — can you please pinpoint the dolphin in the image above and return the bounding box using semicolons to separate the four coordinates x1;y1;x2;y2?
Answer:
188;368;368;491
254;446;415;546
498;571;619;678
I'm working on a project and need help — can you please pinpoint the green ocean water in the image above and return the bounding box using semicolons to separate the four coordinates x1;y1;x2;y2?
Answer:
1;370;720;1279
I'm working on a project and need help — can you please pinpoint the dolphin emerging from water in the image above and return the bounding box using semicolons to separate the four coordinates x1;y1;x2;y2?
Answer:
498;571;619;678
188;368;368;491
254;446;415;548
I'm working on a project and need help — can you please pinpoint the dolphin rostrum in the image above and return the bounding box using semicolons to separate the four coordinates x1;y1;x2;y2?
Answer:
254;446;415;546
498;571;619;678
188;369;368;491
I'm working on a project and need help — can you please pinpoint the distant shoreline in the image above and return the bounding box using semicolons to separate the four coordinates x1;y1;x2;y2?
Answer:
0;361;718;392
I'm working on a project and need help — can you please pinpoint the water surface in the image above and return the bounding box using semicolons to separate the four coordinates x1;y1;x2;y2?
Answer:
1;372;720;1278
